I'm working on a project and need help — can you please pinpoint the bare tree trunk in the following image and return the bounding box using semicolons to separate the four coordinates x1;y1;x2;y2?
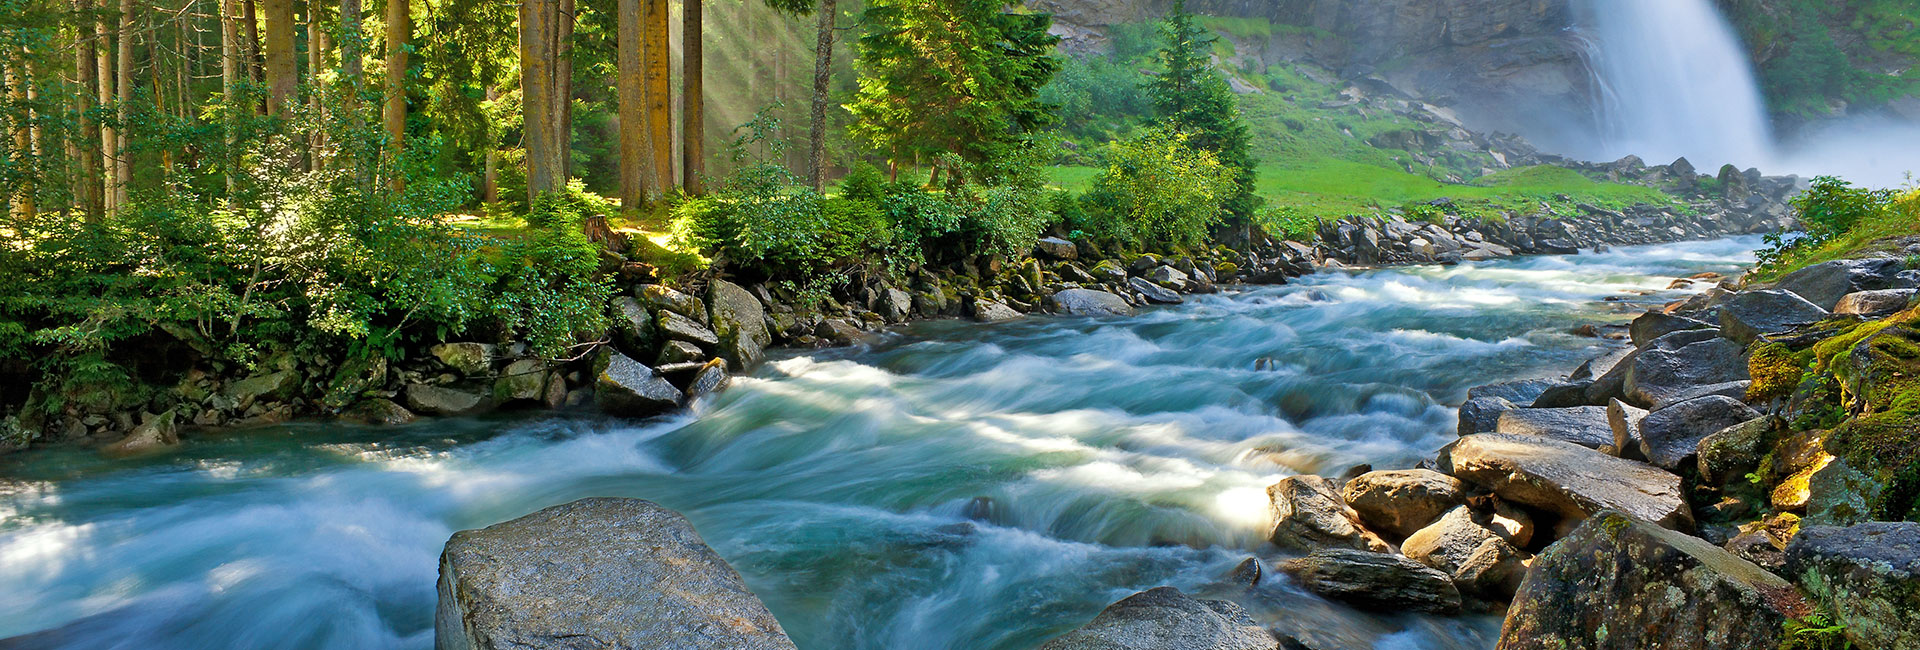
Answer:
220;0;239;194
805;0;835;191
616;0;645;213
381;0;405;185
681;0;702;195
483;86;498;204
554;0;573;183
263;0;293;115
6;58;32;219
242;0;261;87
112;0;131;208
96;3;116;214
643;0;669;192
307;0;326;166
518;0;555;200
73;1;102;217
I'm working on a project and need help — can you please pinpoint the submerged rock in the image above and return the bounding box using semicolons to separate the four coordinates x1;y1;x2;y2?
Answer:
1785;522;1920;649
435;498;798;650
1279;548;1462;614
1440;434;1690;531
1496;511;1809;650
1036;586;1277;650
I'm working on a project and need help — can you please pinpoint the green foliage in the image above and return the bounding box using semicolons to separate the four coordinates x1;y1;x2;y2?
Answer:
1780;612;1853;650
1083;128;1235;250
1257;205;1319;242
1040;55;1155;144
1757;177;1907;277
672;162;895;281
1147;1;1260;220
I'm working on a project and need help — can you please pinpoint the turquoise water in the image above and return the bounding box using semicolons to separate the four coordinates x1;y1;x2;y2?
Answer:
0;237;1761;650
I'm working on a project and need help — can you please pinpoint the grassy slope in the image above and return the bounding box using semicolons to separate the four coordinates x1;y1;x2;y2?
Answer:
1751;189;1920;281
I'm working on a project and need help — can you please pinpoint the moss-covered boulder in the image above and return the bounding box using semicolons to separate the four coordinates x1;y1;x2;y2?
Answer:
1785;522;1920;650
708;280;771;369
1496;511;1810;650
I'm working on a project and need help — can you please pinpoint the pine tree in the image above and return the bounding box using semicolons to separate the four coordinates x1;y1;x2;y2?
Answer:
1147;0;1258;221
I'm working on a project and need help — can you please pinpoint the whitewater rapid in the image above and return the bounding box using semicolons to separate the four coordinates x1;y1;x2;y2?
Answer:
0;237;1762;650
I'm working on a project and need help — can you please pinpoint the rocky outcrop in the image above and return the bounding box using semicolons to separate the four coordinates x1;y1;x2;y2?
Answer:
1440;434;1691;530
1036;587;1278;650
1497;511;1810;650
1768;258;1910;310
1400;506;1529;599
435;498;797;650
1278;548;1462;614
1785;522;1920;650
709;280;772;368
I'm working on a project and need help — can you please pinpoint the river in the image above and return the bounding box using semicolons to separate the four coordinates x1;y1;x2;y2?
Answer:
0;236;1761;650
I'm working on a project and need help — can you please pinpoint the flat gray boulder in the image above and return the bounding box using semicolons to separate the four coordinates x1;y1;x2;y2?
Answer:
1785;522;1920;650
1129;277;1184;304
1440;434;1691;531
435;498;798;650
1458;396;1514;436
1497;511;1809;650
1719;289;1829;344
596;353;684;417
1279;548;1462;614
1623;333;1748;409
1771;258;1907;310
1036;587;1276;650
1629;312;1711;347
1052;289;1137;317
1637;395;1763;470
1494;406;1615;449
1467;379;1557;405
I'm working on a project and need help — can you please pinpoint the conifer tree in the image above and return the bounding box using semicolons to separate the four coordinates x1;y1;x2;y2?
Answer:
1147;0;1258;221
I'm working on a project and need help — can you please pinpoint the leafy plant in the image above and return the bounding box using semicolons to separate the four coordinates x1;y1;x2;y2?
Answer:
1780;612;1852;650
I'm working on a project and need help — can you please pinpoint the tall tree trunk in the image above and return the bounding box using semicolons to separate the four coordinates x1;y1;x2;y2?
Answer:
681;0;702;195
263;0;293;114
96;3;116;214
616;0;645;212
151;46;170;174
112;0;131;209
6;58;32;219
73;0;102;217
643;0;669;191
805;0;835;191
242;0;261;86
554;0;573;182
381;0;406;185
220;0;239;193
518;0;559;200
483;86;499;204
307;0;327;166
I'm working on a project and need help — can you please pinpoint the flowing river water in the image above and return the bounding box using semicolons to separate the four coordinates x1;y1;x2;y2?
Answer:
0;237;1762;650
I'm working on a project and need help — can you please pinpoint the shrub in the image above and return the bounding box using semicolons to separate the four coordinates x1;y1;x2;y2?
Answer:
1083;127;1235;250
1758;176;1898;273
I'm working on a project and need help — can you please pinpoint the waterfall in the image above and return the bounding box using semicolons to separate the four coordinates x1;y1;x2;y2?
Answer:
1576;0;1775;170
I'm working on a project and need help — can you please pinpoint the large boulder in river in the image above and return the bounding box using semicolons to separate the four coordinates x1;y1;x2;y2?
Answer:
1494;406;1614;449
1129;277;1183;304
1784;522;1920;649
1278;548;1462;614
435;498;798;650
1622;332;1748;409
1036;587;1276;650
1051;289;1137;317
1267;475;1389;553
1496;511;1809;650
1718;289;1830;345
1439;434;1691;531
1771;258;1908;310
1340;469;1467;539
708;280;772;369
1636;395;1763;471
1467;379;1556;405
595;353;684;417
1457;396;1514;436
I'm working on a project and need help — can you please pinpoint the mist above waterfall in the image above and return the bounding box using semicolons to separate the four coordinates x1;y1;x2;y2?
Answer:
1569;0;1918;186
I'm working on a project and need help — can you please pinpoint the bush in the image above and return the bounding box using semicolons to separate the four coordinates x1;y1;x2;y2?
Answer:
1757;176;1900;273
1082;127;1235;250
670;163;894;281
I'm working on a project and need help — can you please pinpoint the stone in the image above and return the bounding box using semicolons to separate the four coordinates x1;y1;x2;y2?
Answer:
1467;379;1557;405
340;398;416;426
1623;334;1748;408
431;343;495;376
686;360;731;402
1605;398;1648;458
1453;535;1530;600
1457;396;1513;436
1494;406;1614;449
1278;548;1462;614
1785;522;1920;650
1051;289;1137;317
1036;587;1276;650
225;370;301;405
1401;506;1498;575
657;309;720;347
655;340;705;365
1636;395;1763;471
972;300;1023;322
1339;469;1468;539
1629;311;1711;347
879;288;913;322
1569;348;1634;383
493;358;552;404
1129;277;1183;304
1148;265;1190;289
815;319;864;345
405;384;490;416
638;284;704;319
1267;475;1389;553
322;356;389;410
595;353;683;417
1496;511;1809;650
102;409;178;454
1718;289;1830;345
1833;288;1916;316
1484;498;1535;548
1033;236;1079;261
1696;416;1783;485
1771;258;1908;310
1527;381;1595;408
1440;434;1691;530
709;280;772;369
436;498;798;650
1804;457;1883;527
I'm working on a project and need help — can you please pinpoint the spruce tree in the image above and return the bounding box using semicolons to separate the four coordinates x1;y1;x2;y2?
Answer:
1147;0;1259;221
